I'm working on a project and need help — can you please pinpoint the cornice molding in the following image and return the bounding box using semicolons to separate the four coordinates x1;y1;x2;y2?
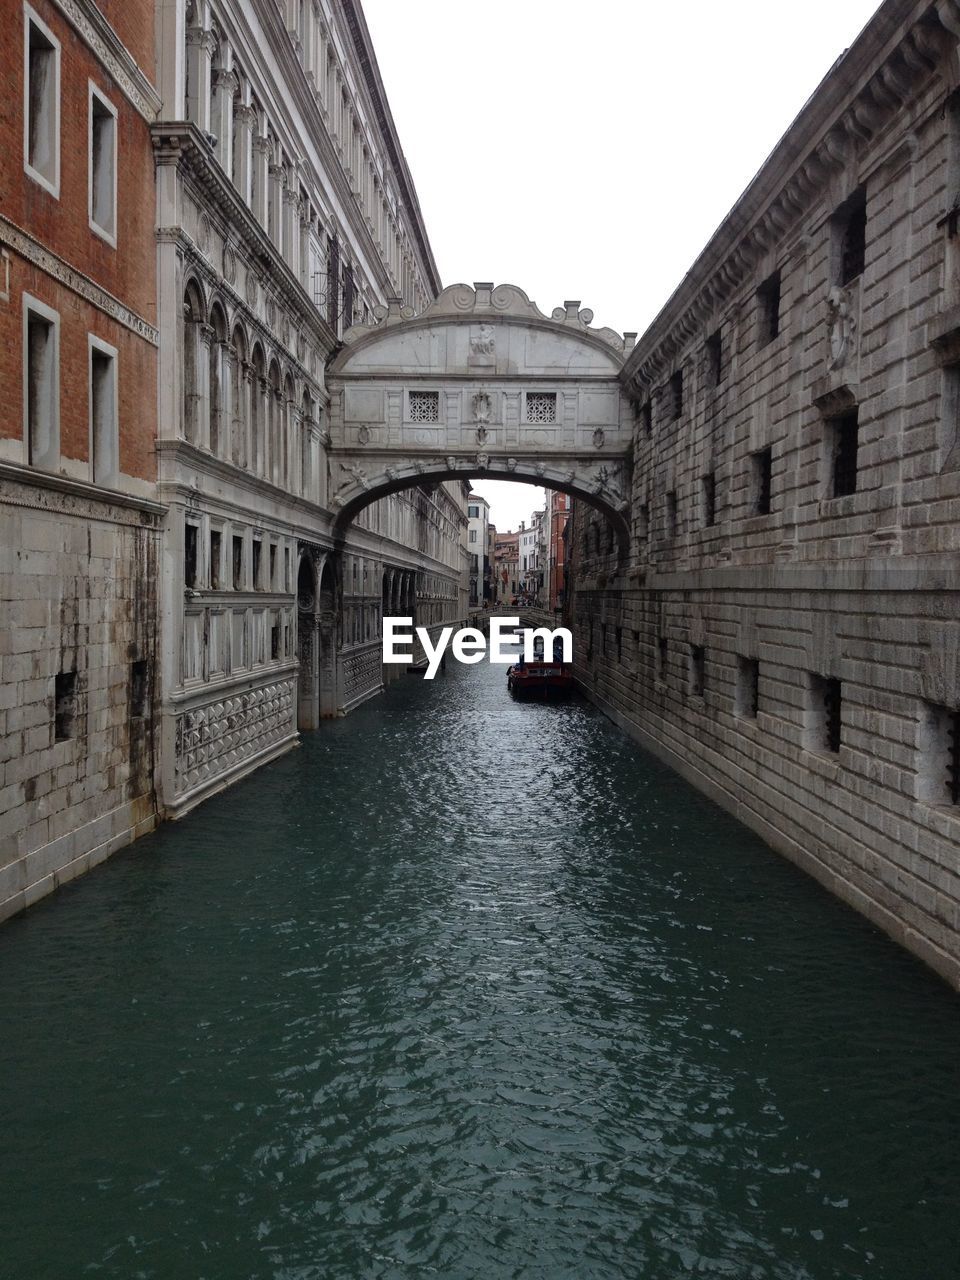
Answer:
50;0;161;122
623;0;957;392
0;213;159;344
0;461;165;523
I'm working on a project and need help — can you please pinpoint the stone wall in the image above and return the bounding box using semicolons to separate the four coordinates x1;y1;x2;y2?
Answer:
0;468;162;923
569;0;960;988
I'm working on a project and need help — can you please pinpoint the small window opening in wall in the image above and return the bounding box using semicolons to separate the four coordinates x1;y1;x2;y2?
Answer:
89;86;117;243
25;11;60;195
830;409;859;497
525;391;557;424
642;401;652;437
752;447;772;516
657;635;668;681
26;306;58;470
130;659;148;718
270;614;281;660
284;546;291;591
232;535;244;590
408;390;439;422
670;369;683;419
666;490;678;538
809;673;842;754
706;329;723;386
184;522;198;589
702;471;717;527
54;671;76;741
638;502;649;540
689;644;705;697
252;539;263;588
921;701;960;806
601;623;608;655
736;656;760;720
834;188;867;285
90;343;117;486
757;270;781;345
209;529;221;589
269;543;277;589
616;627;622;662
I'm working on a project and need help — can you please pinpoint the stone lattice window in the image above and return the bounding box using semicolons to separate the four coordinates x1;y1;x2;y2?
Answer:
525;392;557;423
409;391;439;422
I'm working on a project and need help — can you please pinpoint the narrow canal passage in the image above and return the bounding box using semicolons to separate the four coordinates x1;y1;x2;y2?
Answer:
2;661;960;1280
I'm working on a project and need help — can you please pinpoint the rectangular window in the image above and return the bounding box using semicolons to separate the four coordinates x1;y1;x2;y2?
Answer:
736;656;760;720
657;635;668;682
666;490;678;538
269;543;277;589
24;5;60;197
130;660;148;718
808;673;842;754
284;546;291;591
639;502;649;540
525;392;557;424
252;539;263;589
270;612;281;660
670;369;683;419
24;297;59;470
469;528;478;543
184;522;199;589
829;410;859;498
642;401;653;438
834;188;866;285
89;336;118;486
706;329;723;386
752;447;772;516
209;529;222;589
689;645;705;698
702;471;716;527
88;83;117;245
54;670;76;741
232;535;244;590
757;270;781;345
468;504;479;518
408;390;439;422
920;701;960;807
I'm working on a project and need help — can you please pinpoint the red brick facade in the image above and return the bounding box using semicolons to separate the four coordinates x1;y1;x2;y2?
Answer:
0;0;157;479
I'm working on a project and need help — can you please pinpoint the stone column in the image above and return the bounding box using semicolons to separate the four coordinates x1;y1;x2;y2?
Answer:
240;362;254;470
283;186;299;275
268;164;285;253
197;323;214;451
185;24;214;132
216;340;233;461
211;67;236;178
252;135;270;229
256;376;269;477
232;102;255;205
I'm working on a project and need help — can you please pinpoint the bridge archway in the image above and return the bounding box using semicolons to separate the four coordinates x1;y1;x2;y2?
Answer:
326;282;636;559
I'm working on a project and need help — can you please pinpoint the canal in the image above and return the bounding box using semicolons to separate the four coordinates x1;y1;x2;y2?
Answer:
1;659;959;1279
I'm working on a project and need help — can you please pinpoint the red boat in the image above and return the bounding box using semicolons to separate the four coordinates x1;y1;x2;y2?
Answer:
507;658;574;697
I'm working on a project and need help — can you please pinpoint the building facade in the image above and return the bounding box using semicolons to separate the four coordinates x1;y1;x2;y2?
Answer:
568;0;960;987
467;490;491;606
151;0;464;817
493;530;519;604
0;0;163;923
547;490;570;611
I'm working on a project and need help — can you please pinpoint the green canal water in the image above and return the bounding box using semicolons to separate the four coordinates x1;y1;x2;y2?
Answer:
2;659;960;1279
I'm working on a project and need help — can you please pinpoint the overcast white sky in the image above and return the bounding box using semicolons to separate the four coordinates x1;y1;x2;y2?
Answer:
362;0;881;529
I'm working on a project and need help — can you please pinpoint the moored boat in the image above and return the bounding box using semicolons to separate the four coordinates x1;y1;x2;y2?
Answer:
506;658;574;697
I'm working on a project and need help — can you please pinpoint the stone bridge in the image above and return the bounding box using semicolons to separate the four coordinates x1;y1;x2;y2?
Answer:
326;283;637;549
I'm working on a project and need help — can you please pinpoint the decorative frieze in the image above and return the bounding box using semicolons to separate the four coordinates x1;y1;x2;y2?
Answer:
174;679;295;795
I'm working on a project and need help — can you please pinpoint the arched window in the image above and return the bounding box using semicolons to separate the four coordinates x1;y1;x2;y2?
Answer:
268;360;282;485
283;373;296;489
250;343;266;476
301;388;314;498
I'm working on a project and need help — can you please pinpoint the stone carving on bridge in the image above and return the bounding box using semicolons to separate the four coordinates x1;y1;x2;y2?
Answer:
476;425;488;444
472;390;492;424
827;285;857;369
593;428;605;449
357;425;371;445
476;452;489;469
340;282;633;354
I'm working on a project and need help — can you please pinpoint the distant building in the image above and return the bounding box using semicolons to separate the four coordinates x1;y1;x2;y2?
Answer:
467;492;491;605
547;491;570;610
494;530;519;603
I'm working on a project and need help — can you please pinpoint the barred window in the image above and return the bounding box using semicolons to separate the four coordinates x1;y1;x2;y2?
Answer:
525;392;557;423
409;391;439;422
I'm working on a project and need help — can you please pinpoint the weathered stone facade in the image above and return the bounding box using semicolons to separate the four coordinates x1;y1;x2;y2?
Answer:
0;0;162;923
153;0;468;818
569;0;960;987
